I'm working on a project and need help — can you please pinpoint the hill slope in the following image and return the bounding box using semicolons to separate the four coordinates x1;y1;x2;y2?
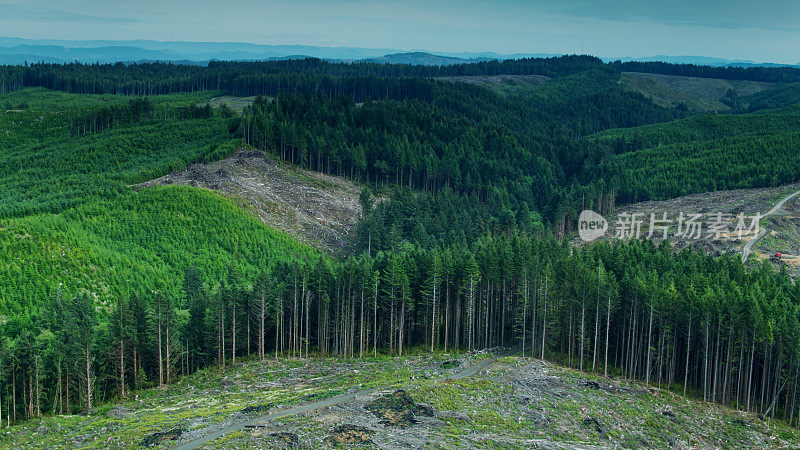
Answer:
0;88;317;307
137;149;363;254
619;72;776;112
3;351;797;448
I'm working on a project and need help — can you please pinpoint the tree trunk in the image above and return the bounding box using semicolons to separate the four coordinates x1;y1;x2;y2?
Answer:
605;289;611;377
684;311;692;397
646;300;654;385
119;338;125;398
85;343;92;414
430;273;437;353
158;309;163;387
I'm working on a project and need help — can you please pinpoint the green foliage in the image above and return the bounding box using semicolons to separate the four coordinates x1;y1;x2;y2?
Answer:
3;56;800;433
585;105;800;202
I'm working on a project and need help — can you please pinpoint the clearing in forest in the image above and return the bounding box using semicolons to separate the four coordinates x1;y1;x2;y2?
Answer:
619;72;776;112
137;148;363;254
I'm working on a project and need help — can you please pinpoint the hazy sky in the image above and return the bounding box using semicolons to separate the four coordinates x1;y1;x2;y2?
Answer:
1;0;799;63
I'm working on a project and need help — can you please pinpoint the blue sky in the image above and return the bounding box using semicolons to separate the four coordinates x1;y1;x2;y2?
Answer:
1;0;798;63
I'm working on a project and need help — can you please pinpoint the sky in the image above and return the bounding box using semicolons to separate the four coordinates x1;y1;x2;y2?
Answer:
1;0;798;64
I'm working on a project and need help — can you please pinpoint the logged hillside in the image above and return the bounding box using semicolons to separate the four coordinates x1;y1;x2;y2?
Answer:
3;352;799;448
572;183;800;277
619;72;775;112
137;148;363;254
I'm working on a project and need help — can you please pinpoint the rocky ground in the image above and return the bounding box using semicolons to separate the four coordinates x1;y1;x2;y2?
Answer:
3;350;798;449
753;194;800;271
136;149;363;254
204;357;800;448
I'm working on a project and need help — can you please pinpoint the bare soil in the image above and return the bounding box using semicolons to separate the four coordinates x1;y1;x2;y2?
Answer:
136;149;363;254
575;184;800;278
753;194;800;276
438;74;551;94
201;96;258;113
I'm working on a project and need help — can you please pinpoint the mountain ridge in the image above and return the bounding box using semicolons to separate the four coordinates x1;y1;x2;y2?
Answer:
3;37;796;67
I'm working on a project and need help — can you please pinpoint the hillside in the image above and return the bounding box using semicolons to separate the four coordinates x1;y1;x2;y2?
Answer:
575;183;800;277
137;148;363;254
583;103;800;204
3;351;798;448
619;72;776;111
0;88;316;306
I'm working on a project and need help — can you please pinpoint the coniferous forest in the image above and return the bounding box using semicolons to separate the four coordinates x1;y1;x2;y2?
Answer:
3;55;800;433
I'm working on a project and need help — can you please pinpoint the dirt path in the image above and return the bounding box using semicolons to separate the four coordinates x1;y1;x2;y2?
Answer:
742;189;800;262
173;349;516;449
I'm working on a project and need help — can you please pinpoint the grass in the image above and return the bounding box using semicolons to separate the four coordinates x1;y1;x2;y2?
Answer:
0;352;470;448
20;353;790;448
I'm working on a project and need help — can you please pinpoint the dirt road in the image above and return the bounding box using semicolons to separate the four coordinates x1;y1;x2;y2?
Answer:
173;349;516;449
742;189;800;262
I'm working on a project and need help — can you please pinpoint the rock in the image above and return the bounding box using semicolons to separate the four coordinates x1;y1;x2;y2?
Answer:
141;428;184;447
441;360;461;369
414;402;435;417
241;403;272;414
325;424;373;445
365;390;421;428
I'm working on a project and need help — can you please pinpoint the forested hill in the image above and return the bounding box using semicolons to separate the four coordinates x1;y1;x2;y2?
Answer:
3;55;800;435
4;55;800;97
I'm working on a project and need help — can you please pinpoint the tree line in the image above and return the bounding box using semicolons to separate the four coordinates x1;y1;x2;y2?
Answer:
4;56;800;99
612;60;800;83
4;235;800;428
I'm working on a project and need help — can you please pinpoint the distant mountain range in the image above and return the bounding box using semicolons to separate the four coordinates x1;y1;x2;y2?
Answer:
0;37;797;68
605;55;800;68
